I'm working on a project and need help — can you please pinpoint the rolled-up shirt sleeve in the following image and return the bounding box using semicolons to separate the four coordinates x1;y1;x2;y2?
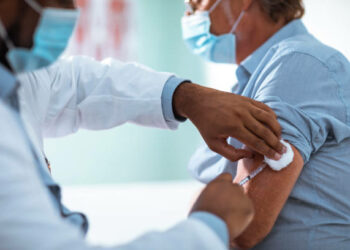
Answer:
254;52;348;163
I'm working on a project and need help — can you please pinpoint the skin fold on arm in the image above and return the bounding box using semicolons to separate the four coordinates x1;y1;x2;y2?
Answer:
232;142;304;249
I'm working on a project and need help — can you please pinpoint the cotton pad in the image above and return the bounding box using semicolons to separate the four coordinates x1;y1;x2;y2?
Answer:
264;140;294;171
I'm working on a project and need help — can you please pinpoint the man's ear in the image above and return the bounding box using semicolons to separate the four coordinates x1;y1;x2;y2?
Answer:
242;0;254;11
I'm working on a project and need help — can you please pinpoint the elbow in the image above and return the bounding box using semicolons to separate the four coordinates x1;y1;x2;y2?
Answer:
234;221;274;249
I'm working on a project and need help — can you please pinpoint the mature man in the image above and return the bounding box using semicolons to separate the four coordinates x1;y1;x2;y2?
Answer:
0;0;287;249
186;0;350;249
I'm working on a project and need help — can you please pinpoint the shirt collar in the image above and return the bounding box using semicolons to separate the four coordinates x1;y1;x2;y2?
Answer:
238;19;309;79
0;63;18;99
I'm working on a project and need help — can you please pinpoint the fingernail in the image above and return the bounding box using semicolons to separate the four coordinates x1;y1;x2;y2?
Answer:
274;153;282;161
282;146;287;154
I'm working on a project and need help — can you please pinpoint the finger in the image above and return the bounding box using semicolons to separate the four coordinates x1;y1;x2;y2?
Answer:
245;114;285;154
250;99;275;116
234;128;281;160
251;101;282;136
209;138;253;162
252;108;282;138
250;107;282;139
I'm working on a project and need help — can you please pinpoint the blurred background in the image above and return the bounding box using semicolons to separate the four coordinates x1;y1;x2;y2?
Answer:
43;0;350;245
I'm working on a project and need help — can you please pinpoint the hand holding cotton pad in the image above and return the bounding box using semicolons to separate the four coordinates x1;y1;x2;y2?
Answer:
264;140;294;171
239;140;294;186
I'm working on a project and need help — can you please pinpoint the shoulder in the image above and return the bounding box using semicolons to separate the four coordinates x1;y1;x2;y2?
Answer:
267;33;349;74
253;32;350;127
255;32;350;98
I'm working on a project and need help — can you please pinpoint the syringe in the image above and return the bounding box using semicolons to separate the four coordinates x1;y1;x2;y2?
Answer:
239;163;267;186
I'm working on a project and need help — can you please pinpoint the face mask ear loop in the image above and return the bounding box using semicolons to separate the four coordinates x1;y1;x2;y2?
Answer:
209;0;225;13
0;19;14;49
230;10;245;34
24;0;43;14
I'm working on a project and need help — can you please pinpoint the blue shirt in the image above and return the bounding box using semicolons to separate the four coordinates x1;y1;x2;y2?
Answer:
189;19;350;249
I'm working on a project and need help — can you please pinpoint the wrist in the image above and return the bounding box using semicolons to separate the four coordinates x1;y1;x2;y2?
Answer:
172;82;200;119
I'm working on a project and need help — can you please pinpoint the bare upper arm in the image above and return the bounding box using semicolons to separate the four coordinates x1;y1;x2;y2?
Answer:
232;143;304;248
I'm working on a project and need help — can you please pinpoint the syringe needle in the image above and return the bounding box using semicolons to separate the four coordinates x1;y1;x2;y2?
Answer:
239;164;267;186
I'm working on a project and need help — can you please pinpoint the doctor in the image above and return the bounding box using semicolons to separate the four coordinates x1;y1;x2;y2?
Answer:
0;0;284;249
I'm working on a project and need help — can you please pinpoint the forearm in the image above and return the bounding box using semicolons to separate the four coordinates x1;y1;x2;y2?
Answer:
172;82;222;123
39;56;184;137
232;145;303;248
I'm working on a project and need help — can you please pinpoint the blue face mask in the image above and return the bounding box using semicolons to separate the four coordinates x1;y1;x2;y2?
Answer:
181;0;245;64
0;0;79;73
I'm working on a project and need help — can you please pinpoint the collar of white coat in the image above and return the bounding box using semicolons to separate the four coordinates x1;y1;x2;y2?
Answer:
0;63;48;174
0;64;18;99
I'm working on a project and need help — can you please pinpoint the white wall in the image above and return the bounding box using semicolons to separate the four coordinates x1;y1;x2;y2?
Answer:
303;0;350;59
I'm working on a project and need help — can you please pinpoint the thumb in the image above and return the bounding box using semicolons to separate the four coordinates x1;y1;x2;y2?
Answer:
210;138;253;162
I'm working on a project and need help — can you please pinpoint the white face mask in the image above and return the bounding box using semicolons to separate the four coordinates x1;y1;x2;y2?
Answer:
181;0;245;64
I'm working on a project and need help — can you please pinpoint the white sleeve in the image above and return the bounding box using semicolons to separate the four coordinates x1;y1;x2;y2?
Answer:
17;56;174;138
112;219;227;250
0;102;226;250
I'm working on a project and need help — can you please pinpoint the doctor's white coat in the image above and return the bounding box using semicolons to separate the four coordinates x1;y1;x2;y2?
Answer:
0;56;227;250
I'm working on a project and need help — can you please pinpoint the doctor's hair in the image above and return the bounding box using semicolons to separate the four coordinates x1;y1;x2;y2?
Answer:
257;0;305;23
